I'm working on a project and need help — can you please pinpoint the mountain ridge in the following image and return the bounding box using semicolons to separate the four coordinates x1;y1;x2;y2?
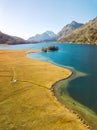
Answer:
58;17;97;44
28;31;56;42
0;17;97;45
0;31;35;45
57;21;84;40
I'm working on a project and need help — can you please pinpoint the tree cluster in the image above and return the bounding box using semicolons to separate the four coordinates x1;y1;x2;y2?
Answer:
42;46;59;52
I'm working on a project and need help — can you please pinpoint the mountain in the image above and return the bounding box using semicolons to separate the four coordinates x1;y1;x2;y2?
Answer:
0;31;32;45
12;36;25;40
57;21;84;40
28;31;56;42
59;17;97;44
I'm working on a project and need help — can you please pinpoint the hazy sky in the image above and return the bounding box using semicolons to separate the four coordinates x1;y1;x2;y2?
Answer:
0;0;97;39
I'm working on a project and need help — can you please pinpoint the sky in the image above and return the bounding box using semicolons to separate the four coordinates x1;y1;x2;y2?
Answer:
0;0;97;39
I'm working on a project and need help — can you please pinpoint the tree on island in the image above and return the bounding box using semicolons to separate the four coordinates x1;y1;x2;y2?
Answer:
42;47;48;52
42;46;59;52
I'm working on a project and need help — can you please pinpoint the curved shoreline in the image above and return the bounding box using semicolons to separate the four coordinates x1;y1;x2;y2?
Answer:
0;49;91;130
50;66;91;130
26;50;91;130
51;74;91;130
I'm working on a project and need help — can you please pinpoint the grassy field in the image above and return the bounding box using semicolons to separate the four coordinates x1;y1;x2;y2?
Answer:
54;71;97;130
0;50;89;130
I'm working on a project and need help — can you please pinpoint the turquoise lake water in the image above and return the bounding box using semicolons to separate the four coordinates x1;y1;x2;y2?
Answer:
1;42;97;114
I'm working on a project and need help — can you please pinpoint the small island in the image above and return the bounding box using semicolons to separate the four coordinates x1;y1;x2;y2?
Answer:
42;46;59;52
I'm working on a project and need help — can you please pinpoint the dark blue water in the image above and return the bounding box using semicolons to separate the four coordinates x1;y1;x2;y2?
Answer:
27;43;97;74
1;42;97;113
27;43;97;114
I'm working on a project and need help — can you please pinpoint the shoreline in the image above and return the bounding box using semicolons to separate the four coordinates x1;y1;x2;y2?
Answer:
0;49;90;130
26;50;91;130
51;74;91;130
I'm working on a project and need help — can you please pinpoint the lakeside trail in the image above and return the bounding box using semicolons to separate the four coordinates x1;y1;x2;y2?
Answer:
0;50;90;130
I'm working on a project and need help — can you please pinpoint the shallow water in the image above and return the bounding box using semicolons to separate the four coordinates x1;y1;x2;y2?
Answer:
27;43;97;114
1;42;97;114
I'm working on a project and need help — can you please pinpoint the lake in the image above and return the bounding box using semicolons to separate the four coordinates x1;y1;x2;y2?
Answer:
1;42;97;126
26;43;97;111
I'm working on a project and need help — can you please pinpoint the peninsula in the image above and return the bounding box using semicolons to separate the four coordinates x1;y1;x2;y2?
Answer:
0;50;89;130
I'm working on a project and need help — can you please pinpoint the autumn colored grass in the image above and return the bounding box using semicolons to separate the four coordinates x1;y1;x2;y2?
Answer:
0;50;89;130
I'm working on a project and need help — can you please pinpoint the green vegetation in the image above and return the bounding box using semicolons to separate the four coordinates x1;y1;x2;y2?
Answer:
42;46;59;52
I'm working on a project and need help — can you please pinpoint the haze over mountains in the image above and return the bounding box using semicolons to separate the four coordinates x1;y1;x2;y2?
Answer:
0;31;31;45
28;21;84;42
28;31;56;42
0;17;97;45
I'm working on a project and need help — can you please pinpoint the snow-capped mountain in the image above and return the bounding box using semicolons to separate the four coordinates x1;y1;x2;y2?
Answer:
28;31;56;42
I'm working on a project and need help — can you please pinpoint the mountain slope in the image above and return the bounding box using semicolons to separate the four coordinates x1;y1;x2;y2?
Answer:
28;31;56;42
59;17;97;44
57;21;83;40
0;32;31;45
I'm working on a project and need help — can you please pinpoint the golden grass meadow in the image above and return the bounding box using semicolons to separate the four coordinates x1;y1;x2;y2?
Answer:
0;50;90;130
